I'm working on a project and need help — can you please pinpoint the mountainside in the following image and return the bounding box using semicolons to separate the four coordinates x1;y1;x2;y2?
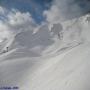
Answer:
1;14;90;56
0;14;90;90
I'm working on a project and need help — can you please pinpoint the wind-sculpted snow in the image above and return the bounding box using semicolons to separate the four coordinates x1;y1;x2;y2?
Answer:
0;14;90;90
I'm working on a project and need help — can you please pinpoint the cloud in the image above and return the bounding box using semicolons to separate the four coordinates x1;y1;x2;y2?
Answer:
0;6;37;43
43;5;62;24
0;22;11;42
43;0;90;24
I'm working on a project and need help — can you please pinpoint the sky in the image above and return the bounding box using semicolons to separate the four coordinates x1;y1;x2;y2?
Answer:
0;0;90;23
0;0;90;42
0;0;52;23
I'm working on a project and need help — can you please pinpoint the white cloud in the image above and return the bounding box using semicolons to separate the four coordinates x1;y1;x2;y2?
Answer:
0;6;7;15
43;0;90;45
0;22;11;42
0;6;37;43
43;0;83;24
44;5;62;24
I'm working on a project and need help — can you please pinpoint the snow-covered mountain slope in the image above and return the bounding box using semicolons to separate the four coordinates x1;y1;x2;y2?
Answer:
2;14;89;57
0;14;90;90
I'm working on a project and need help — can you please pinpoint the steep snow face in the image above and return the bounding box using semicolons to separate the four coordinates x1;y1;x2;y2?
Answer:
4;14;89;56
0;14;90;90
62;14;90;42
0;14;89;57
22;42;90;90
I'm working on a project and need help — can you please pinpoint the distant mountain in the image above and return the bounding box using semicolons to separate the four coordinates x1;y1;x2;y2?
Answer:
0;13;90;57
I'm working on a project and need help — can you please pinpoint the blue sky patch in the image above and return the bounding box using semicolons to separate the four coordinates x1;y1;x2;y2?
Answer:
0;0;52;23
